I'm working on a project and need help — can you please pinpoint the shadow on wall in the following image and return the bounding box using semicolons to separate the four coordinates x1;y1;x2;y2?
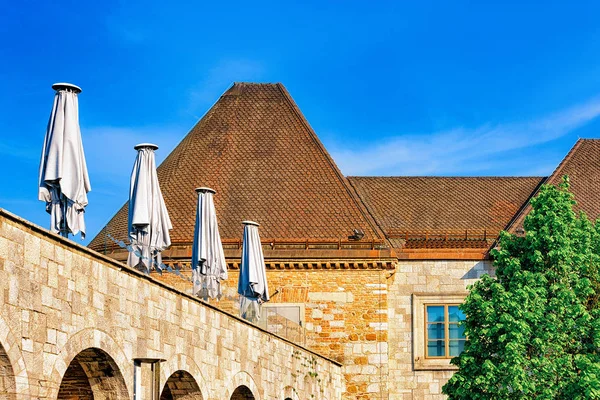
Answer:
461;261;495;280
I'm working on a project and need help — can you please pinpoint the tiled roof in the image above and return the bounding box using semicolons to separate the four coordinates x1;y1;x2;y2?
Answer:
507;139;600;232
348;176;544;237
89;83;382;251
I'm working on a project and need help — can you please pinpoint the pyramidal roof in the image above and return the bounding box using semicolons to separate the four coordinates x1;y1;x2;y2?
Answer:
89;83;382;250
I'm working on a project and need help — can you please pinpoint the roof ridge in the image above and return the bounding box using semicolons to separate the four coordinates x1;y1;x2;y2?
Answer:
275;83;385;240
347;178;397;253
233;82;279;85
545;138;584;184
503;138;583;234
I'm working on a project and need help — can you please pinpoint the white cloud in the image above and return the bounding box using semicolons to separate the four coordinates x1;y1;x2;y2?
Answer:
331;97;600;176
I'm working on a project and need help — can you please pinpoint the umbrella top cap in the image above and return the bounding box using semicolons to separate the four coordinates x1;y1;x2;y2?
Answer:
134;143;159;151
242;220;260;227
52;82;82;93
195;187;216;194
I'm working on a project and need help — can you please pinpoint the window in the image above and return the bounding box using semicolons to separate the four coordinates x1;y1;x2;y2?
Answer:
258;303;305;344
260;303;304;327
412;293;467;370
425;305;466;358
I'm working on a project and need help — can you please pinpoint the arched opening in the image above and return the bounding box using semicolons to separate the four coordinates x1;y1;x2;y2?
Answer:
0;343;16;400
230;385;255;400
160;370;203;400
57;347;128;400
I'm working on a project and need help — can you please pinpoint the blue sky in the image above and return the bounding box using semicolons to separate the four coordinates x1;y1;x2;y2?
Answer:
2;0;600;243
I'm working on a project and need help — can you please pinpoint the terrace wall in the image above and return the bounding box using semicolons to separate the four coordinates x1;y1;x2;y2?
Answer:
0;209;343;400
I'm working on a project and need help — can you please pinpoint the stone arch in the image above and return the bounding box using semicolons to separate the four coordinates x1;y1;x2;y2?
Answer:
160;370;202;400
230;385;255;400
160;354;208;400
49;328;131;399
56;347;128;400
0;315;29;400
0;343;16;400
224;371;260;400
281;385;299;400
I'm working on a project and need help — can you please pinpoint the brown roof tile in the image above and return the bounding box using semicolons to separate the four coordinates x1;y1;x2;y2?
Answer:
348;176;544;236
507;139;600;232
89;83;382;251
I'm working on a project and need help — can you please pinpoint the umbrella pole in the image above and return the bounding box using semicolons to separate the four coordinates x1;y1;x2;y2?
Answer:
60;198;69;238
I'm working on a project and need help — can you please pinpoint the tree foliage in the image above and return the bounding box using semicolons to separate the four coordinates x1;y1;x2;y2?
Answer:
443;177;600;399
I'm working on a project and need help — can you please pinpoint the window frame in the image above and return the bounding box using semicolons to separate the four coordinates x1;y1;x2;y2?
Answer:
424;304;466;359
412;293;467;370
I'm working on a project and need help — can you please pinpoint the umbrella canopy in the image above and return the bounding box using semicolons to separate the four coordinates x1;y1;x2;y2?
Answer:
127;143;172;272
38;83;91;238
238;221;269;322
191;187;227;300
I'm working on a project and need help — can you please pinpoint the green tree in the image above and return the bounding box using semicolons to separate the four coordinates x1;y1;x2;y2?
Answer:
443;177;600;399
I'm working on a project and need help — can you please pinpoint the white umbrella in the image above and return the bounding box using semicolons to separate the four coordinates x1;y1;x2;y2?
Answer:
191;187;227;300
238;221;269;322
127;143;172;272
38;83;91;238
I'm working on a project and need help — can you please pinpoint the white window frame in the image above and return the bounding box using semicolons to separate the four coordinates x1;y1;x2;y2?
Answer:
412;293;467;370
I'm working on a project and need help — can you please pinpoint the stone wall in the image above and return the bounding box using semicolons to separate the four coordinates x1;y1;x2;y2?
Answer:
156;265;390;400
0;209;343;400
387;259;494;399
107;247;496;400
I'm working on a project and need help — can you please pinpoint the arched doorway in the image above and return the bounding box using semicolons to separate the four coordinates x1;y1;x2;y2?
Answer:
57;347;128;399
160;370;203;400
0;343;16;400
230;385;255;400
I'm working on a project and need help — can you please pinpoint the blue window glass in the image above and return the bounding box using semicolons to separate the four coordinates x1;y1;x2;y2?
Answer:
426;304;466;358
426;306;444;322
427;340;445;357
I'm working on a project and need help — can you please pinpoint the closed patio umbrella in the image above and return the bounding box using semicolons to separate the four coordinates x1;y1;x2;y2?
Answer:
38;83;91;238
191;187;227;300
238;221;269;322
127;143;172;272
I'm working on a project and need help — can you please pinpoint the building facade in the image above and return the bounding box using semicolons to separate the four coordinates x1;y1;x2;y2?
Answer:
82;83;600;399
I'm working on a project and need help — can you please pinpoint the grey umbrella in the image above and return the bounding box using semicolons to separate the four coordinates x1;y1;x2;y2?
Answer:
127;143;172;272
238;221;269;322
38;83;91;238
191;187;227;300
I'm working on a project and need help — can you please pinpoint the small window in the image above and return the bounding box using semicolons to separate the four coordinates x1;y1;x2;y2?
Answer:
425;304;466;358
412;293;467;370
258;303;306;344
